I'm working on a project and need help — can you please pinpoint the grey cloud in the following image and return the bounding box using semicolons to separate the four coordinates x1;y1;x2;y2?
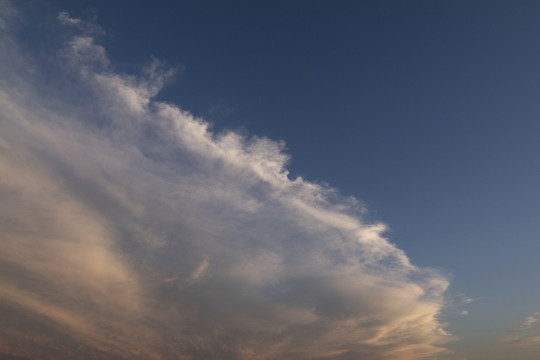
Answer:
0;5;452;360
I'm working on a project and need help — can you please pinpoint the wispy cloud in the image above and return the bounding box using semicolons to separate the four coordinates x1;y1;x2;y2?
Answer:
505;336;540;346
0;5;452;360
503;312;540;347
58;11;81;25
520;313;540;330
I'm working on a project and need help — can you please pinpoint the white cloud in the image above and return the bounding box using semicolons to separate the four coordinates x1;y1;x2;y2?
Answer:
0;6;453;360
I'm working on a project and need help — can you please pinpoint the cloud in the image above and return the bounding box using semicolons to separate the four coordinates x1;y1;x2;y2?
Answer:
521;313;540;330
502;312;540;347
0;5;452;360
58;11;81;25
460;311;469;316
505;336;540;346
0;0;16;30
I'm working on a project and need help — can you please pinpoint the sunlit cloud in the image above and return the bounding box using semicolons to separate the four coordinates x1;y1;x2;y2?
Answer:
0;5;451;360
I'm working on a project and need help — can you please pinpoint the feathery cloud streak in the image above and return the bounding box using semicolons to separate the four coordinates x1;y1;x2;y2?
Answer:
0;5;451;360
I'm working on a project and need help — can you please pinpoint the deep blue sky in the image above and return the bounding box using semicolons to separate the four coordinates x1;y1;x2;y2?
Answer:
9;1;540;358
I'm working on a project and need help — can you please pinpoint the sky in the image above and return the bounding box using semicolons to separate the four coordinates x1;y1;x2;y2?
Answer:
1;0;540;359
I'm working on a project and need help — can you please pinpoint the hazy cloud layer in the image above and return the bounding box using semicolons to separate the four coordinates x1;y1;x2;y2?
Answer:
0;6;451;360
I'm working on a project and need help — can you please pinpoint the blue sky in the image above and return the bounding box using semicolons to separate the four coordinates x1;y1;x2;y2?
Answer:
2;1;540;359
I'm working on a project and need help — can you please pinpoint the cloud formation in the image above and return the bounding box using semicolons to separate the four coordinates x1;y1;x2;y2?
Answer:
503;312;540;348
0;5;451;360
520;313;540;330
